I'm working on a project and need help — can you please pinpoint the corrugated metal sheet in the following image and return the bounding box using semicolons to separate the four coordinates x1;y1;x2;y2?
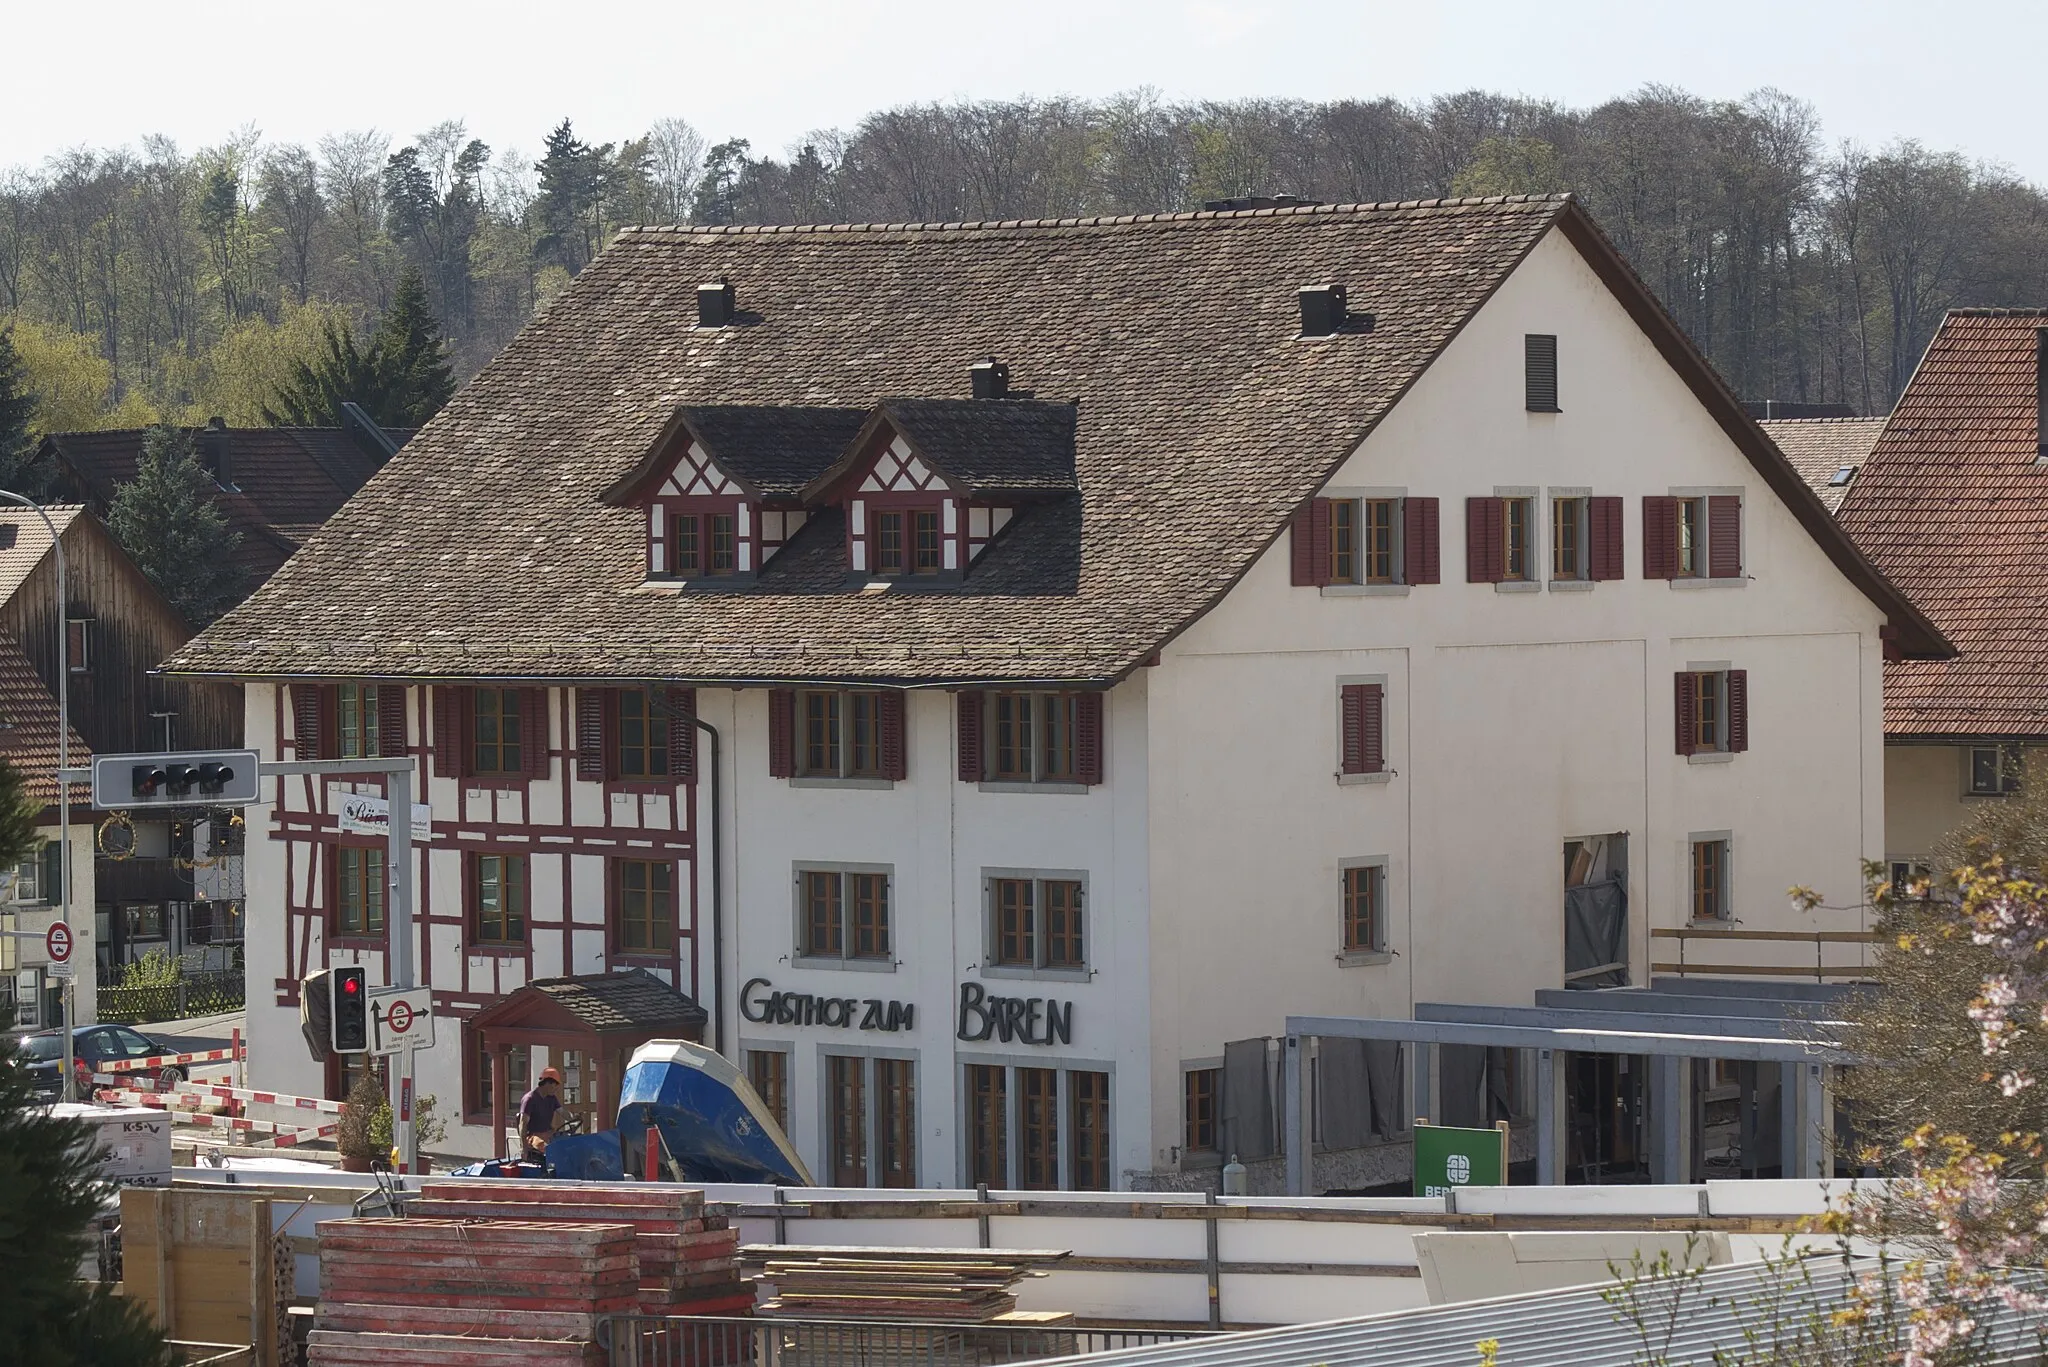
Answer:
1016;1259;2048;1367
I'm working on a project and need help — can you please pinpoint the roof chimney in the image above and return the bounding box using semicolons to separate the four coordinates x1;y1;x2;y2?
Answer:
201;416;234;490
2036;329;2048;463
970;358;1009;400
697;279;735;328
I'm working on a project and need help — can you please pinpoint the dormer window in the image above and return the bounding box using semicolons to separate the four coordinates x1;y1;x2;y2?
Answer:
672;510;738;577
875;509;944;576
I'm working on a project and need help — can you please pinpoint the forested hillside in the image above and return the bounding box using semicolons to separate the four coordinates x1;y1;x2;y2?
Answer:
5;86;2047;434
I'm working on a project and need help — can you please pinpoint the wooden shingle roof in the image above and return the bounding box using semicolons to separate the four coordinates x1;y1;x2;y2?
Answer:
163;195;1946;684
1760;417;1887;513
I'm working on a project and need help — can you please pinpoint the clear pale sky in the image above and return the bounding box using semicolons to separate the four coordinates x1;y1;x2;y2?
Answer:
9;0;2043;180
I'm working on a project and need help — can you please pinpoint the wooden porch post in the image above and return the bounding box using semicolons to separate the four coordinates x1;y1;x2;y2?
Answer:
489;1045;509;1157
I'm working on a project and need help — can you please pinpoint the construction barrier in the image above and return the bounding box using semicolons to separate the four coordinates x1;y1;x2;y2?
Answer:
96;1043;244;1074
93;1079;347;1115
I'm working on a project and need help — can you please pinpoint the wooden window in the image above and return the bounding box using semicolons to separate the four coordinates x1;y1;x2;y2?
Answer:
1362;499;1397;584
1069;1070;1111;1190
993;693;1033;780
802;870;843;957
471;853;527;946
1969;745;2025;797
746;1050;789;1131
994;878;1035;965
875;512;906;575
1018;1067;1059;1190
848;691;881;776
967;1064;1008;1186
795;690;894;778
335;846;385;936
1339;682;1385;776
66;619;89;672
617;689;670;779
828;1054;867;1186
670;513;701;575
912;511;942;575
1342;864;1383;952
1525;334;1560;412
1691;839;1729;922
802;690;841;775
974;692;1102;785
338;684;380;758
1040;693;1077;780
1551;497;1584;580
851;873;890;958
1044;880;1084;967
1184;1068;1219;1153
1674;670;1748;756
1674;498;1704;578
708;514;737;574
1502;497;1534;581
1327;499;1357;584
472;687;523;775
876;1057;917;1187
469;1032;529;1122
615;858;674;954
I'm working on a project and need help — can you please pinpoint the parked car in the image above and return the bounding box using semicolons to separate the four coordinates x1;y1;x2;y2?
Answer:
18;1024;183;1099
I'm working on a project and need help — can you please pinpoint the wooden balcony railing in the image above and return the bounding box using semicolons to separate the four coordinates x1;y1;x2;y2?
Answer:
1650;926;1882;982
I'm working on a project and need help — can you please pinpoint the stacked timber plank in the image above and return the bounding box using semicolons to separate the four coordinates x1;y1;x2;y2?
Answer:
310;1217;634;1366
743;1245;1069;1322
415;1180;752;1316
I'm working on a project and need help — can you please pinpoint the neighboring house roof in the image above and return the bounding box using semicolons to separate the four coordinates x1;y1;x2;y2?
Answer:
162;194;1947;683
0;634;90;808
1837;310;2048;737
0;505;87;607
39;422;412;592
1760;416;1887;512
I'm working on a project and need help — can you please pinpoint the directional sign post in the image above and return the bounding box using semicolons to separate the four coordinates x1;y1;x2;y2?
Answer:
44;921;73;980
369;985;435;1056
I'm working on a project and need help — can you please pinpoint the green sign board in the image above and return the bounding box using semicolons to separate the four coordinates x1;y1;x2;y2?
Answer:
1412;1121;1509;1197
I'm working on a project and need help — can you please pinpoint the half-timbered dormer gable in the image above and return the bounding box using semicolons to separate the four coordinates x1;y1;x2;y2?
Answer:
803;398;1078;580
601;405;866;582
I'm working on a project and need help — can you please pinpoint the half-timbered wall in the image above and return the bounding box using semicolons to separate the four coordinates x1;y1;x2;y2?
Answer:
243;682;698;1145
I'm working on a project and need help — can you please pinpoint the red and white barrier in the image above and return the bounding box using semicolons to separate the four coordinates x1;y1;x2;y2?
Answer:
90;1078;347;1115
96;1044;243;1074
207;1114;340;1142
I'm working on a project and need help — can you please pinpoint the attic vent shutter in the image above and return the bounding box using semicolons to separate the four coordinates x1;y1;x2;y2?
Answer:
1465;498;1505;583
291;684;326;761
1291;502;1333;587
879;691;907;782
433;686;467;779
1074;692;1105;786
1674;673;1697;757
767;690;795;779
576;689;609;781
1642;497;1678;580
1402;497;1440;585
1708;496;1742;578
956;692;985;783
520;688;550;778
1726;670;1749;753
667;687;698;782
1588;496;1624;581
1525;334;1559;412
377;686;408;758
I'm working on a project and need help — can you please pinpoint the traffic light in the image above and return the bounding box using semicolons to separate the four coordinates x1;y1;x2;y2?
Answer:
196;762;235;796
131;764;167;798
164;763;198;798
332;965;369;1053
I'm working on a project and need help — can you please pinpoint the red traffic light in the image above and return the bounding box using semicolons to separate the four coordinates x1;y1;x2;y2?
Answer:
342;977;361;995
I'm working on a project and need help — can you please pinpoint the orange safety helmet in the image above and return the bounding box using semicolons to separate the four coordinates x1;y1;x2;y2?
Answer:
539;1067;564;1084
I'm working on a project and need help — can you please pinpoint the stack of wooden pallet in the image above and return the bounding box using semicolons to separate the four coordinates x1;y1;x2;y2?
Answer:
309;1217;636;1365
743;1245;1070;1322
414;1180;752;1316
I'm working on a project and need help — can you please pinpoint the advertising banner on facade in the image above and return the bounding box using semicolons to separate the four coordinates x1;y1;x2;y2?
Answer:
334;794;434;841
1413;1120;1509;1197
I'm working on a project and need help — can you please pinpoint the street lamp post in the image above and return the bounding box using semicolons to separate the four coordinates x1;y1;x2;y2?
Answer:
0;492;71;1098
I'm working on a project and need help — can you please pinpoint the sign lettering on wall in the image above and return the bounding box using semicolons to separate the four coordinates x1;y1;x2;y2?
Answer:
739;978;915;1033
955;981;1072;1046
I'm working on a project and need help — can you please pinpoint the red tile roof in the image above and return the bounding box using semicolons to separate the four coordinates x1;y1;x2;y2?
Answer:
0;634;90;808
1836;310;2048;737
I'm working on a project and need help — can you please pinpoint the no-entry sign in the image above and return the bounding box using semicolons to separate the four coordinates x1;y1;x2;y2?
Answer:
45;922;74;980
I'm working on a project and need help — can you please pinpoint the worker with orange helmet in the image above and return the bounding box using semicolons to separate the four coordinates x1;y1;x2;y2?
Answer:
518;1066;564;1167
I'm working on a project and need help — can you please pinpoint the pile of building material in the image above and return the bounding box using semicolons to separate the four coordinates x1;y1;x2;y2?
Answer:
59;1102;172;1188
309;1217;635;1365
413;1180;752;1316
743;1245;1070;1322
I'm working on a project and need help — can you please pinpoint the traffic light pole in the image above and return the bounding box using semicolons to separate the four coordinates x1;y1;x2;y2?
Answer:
260;756;418;1173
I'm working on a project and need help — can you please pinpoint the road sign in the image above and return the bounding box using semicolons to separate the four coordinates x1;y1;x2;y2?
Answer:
370;986;435;1055
1413;1121;1509;1198
45;921;73;963
91;749;262;809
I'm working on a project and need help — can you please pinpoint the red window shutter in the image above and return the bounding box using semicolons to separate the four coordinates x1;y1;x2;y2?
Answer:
1708;495;1742;578
1465;497;1504;583
1403;497;1440;585
1674;672;1697;756
377;685;408;758
1339;684;1367;775
1291;500;1334;587
433;686;468;779
576;688;608;781
1588;496;1624;581
1361;683;1385;774
1074;691;1104;785
521;688;549;778
956;691;984;782
1643;497;1677;579
880;690;907;781
668;687;698;782
291;684;325;760
768;689;795;778
1726;669;1749;753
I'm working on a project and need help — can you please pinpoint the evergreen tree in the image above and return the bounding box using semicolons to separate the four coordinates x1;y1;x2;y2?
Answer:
371;268;456;424
261;318;384;427
534;119;615;275
0;327;53;499
106;426;244;626
691;140;752;225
